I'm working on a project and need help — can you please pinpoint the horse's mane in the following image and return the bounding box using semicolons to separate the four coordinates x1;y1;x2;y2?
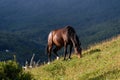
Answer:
65;26;81;46
65;26;76;34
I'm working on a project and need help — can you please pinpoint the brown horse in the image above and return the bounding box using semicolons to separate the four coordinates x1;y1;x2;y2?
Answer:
46;26;82;63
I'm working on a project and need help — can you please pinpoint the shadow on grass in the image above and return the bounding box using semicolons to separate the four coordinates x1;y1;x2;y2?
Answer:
83;48;101;57
84;69;120;80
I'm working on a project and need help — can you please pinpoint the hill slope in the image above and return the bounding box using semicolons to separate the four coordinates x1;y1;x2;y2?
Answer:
29;35;120;80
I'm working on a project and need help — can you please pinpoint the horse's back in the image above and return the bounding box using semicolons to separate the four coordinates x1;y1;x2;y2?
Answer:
47;26;75;47
53;29;65;47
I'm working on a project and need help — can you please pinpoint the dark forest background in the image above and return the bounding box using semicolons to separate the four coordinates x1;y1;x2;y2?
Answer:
0;0;120;64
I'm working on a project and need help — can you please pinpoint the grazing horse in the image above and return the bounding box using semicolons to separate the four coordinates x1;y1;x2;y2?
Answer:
46;26;82;63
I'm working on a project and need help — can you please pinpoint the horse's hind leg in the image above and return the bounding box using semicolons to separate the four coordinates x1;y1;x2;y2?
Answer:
53;47;60;60
47;45;52;64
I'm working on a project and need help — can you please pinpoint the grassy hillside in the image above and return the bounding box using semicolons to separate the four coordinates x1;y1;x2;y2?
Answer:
28;35;120;80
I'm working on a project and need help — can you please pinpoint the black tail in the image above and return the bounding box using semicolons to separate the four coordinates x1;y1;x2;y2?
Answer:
45;45;49;55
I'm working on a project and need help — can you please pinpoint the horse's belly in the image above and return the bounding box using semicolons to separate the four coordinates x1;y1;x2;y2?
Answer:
53;35;64;47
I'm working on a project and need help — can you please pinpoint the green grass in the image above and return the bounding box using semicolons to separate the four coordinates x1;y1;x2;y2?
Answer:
28;36;120;80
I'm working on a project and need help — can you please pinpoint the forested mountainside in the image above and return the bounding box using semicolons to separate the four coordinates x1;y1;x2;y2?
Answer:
0;0;120;64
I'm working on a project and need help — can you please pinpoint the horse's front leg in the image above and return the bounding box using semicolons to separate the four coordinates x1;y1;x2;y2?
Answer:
69;44;73;59
53;47;60;60
64;43;67;60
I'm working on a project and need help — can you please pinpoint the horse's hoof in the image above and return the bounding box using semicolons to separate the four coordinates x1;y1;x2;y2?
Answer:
56;56;59;60
68;58;72;60
47;62;50;65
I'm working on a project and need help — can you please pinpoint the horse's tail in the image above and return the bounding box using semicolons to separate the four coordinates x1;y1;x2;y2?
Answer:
46;45;49;54
45;45;49;55
45;31;53;55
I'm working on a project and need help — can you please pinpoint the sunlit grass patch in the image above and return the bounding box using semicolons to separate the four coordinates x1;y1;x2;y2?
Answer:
29;35;120;80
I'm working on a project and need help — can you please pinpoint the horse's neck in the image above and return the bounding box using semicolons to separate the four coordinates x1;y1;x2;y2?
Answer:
71;35;79;48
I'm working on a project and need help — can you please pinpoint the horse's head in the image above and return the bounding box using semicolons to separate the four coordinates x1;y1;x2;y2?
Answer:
74;46;82;58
